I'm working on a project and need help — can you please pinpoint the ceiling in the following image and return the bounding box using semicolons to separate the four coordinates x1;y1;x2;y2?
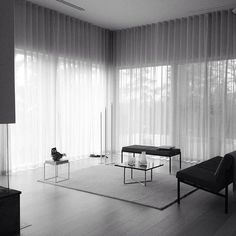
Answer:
29;0;236;30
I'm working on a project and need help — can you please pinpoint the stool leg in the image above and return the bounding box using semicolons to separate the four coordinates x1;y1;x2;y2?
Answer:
55;165;58;183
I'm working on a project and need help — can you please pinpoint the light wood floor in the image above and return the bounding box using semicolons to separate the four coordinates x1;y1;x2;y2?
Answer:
9;156;236;236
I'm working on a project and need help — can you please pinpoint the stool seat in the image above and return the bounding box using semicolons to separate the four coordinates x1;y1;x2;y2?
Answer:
45;159;69;165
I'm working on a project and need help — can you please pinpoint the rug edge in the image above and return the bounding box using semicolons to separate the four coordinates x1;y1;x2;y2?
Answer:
38;179;198;211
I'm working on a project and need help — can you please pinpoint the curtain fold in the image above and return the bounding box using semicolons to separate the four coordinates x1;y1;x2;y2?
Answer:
114;10;236;162
115;11;236;67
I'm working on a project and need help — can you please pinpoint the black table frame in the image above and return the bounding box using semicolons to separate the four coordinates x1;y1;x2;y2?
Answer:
121;145;181;174
115;163;164;186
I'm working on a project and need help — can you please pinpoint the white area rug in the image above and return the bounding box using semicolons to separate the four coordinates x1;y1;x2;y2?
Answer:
39;165;196;210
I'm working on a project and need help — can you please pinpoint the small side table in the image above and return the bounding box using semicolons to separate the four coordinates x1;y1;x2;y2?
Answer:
44;159;70;183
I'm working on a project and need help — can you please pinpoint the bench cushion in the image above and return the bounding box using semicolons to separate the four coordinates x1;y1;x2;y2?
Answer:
122;145;181;156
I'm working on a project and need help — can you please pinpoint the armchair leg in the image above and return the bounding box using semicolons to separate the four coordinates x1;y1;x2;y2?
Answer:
225;185;228;214
177;179;180;204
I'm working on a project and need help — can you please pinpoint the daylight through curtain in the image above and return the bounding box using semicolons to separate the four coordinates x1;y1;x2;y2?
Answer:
114;10;236;162
9;0;111;171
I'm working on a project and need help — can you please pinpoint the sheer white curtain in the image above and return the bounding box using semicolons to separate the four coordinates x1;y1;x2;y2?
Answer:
114;10;236;162
8;0;111;171
116;66;172;150
11;50;56;171
56;59;107;157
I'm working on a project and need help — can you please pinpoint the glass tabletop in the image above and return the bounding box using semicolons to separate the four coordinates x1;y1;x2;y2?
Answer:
115;161;164;171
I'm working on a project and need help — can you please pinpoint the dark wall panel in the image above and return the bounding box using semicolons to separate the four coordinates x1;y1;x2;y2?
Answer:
0;0;15;123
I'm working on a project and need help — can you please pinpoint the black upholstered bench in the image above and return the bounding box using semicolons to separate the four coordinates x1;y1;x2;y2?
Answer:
121;145;181;173
176;151;235;213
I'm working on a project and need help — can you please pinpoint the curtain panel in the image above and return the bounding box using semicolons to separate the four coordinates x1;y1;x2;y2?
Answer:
14;0;111;63
114;10;236;162
114;10;236;67
8;0;113;171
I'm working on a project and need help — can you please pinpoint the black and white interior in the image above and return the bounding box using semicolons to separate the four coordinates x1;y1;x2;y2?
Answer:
1;0;236;235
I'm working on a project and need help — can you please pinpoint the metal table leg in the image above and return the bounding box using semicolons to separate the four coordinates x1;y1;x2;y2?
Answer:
121;152;123;163
151;169;153;181
145;170;147;186
131;168;133;179
169;157;171;174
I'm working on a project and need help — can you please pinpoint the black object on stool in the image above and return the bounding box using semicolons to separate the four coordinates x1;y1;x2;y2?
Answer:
51;147;66;161
176;151;235;213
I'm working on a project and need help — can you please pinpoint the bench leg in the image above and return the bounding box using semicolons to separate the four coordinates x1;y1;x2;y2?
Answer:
225;185;228;214
179;152;181;170
177;178;180;204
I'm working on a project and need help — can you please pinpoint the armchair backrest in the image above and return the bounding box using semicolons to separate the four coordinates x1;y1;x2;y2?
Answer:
214;152;234;177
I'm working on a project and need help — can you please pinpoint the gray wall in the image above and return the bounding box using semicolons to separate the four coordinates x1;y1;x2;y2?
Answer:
0;0;15;123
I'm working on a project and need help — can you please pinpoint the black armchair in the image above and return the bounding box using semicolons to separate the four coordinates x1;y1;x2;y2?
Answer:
176;151;235;213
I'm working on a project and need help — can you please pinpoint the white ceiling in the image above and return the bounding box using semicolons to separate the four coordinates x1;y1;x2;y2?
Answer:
29;0;236;30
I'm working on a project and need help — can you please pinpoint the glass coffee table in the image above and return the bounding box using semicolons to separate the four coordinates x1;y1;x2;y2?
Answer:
115;162;164;186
